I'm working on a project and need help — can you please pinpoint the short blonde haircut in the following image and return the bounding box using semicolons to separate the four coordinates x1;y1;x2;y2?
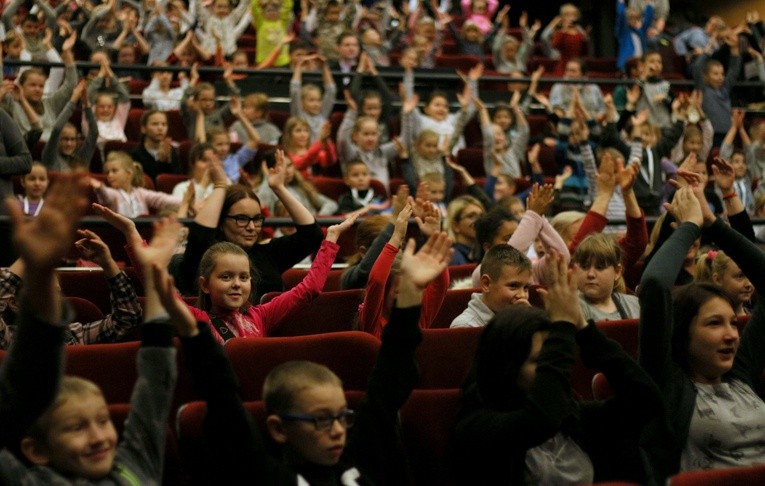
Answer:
26;376;104;443
263;361;342;414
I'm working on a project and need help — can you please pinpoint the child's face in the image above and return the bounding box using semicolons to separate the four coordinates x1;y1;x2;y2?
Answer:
59;126;79;156
463;26;481;43
481;264;532;312
628;14;642;30
472;0;487;14
361;96;382;120
399;49;419;69
94;95;116;122
576;259;620;304
284;159;297;183
493;109;513;131
639;125;657;148
21;165;49;200
705;65;725;90
492;125;507;151
416;23;436;40
104;161;132;190
426;181;445;203
196;89;217;114
40;393;118;480
324;5;342;23
452;203;483;242
362;29;381;47
731;154;747;178
213;0;230;17
275;383;348;466
142;113;168;142
683;135;702;157
714;262;754;307
6;39;23;57
222;197;263;248
22;72;46;104
352;120;379;151
21;20;39;38
192;150;212;180
424;96;449;122
290;123;311;148
232;53;249;68
564;61;583;79
156;70;173;86
117;47;136;65
416;135;441;159
302;89;322;116
561;6;579;26
644;53;662;76
337;35;360;61
344;163;371;190
211;133;231;158
486;219;518;249
493;177;515;201
201;253;252;313
501;40;519;61
242;104;261;121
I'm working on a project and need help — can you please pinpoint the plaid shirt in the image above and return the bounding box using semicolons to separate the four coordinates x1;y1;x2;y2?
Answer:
0;270;142;349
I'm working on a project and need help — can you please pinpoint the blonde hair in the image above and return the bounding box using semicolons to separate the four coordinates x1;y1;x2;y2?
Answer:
694;249;734;283
560;3;580;19
243;92;270;114
105;151;144;188
446;195;484;241
25;376;104;442
282;116;311;151
551;211;586;244
197;241;254;310
573;233;626;293
300;84;322;101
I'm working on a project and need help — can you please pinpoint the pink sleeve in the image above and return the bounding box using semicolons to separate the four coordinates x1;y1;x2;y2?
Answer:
419;268;449;329
460;0;472;16
116;101;130;129
81;110;90;137
509;211;545;254
258;240;339;335
486;0;498;16
531;217;571;286
359;243;398;337
139;188;183;213
94;185;122;210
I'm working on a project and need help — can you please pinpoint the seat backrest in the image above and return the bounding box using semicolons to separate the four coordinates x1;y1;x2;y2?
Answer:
224;332;380;401
64;296;105;324
58;269;111;314
447;264;477;284
156;174;190;194
280;268;346;292
670;464;765;485
428;288;476;329
415;327;482;389
258;289;365;337
401;389;462;486
456;147;485;177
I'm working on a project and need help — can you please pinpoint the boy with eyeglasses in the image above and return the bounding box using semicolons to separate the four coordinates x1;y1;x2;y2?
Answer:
167;232;454;484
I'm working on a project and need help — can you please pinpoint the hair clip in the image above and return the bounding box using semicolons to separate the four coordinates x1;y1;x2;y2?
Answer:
706;250;718;262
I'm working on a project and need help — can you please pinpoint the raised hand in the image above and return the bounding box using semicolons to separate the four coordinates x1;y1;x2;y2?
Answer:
74;229;117;272
320;120;332;141
538;251;586;329
391;184;410;217
625;84;642;107
6;175;88;271
325;211;360;243
70;79;87;103
617;158;640;194
153;262;198;337
132;217;183;273
712;156;735;193
595;152;617;196
390;202;412;247
664;186;703;228
402;93;420;114
413;198;441;237
400;232;453;291
230;96;241;117
526;183;555;215
343;89;358;112
62;30;77;52
266;149;288;189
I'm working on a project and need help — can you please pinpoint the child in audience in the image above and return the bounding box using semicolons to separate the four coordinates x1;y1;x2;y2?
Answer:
130;110;183;180
492;8;539;74
307;0;357;61
251;0;292;66
259;156;338;215
172;212;355;342
17;162;48;217
348;53;396;142
341;213;395;289
720;110;755;213
336;160;388;214
420;173;448;211
574;232;641;321
181;65;241;138
83;55;130;146
358;202;448;337
549;3;590;76
693;44;742;145
42;81;98;173
142;62;189;111
446;195;485;265
290;55;337;143
442;16;497;60
281;116;337;178
615;0;653;72
451;244;532;328
5;31;77;142
1;227;143;348
171;143;221;215
337;91;399;189
635;51;673;128
198;97;260;184
0;176;178;484
475;94;529;179
160;230;452;485
460;0;498;34
453;252;661;484
91;151;181;217
229;93;282;146
695;249;753;316
198;0;252;57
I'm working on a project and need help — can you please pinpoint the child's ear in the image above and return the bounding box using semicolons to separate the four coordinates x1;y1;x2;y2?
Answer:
480;274;492;293
266;415;288;444
20;437;50;466
199;276;210;294
711;272;723;286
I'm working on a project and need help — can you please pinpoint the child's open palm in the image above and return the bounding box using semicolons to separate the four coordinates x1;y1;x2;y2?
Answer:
400;232;452;290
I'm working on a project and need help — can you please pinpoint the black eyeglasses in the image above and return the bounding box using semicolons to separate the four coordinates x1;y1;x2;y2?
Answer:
226;214;266;227
279;409;356;431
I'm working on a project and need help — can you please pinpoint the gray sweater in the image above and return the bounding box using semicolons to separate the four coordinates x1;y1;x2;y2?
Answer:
0;109;32;214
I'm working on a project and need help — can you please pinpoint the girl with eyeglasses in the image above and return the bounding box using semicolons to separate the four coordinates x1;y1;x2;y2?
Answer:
41;80;98;173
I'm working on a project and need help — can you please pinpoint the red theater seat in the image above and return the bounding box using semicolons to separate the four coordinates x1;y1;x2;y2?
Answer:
257;289;364;336
428;288;476;329
415;327;482;389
